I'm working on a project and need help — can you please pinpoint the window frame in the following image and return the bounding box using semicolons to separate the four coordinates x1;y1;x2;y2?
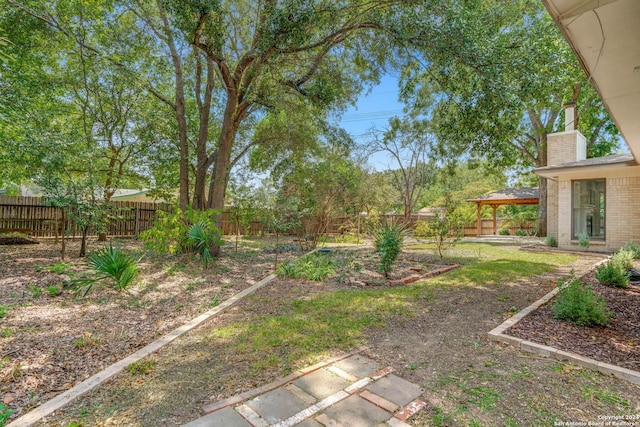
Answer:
571;178;606;241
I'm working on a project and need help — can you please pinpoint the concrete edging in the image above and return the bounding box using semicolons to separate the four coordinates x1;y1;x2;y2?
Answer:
488;258;640;386
8;273;280;427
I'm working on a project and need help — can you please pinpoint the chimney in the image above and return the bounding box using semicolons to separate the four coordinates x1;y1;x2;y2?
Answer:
564;102;576;132
547;101;586;166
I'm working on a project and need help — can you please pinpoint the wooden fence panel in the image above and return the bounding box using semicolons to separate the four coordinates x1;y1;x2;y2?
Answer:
0;196;538;239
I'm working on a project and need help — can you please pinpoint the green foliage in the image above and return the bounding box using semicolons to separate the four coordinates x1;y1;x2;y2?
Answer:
611;250;635;270
551;277;610;326
46;285;61;297
0;402;13;427
373;223;405;276
126;357;156;375
578;232;590;249
595;262;630;288
498;229;510;236
44;262;71;274
545;235;558;248
621;240;640;259
277;252;336;281
185;220;224;268
67;243;139;296
142;207;223;262
0;305;7;319
26;285;42;298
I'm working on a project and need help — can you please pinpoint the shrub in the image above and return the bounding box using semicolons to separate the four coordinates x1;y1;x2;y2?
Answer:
578;232;590;249
0;402;13;427
515;229;528;237
373;223;405;277
595;262;630;288
498;228;510;236
0;306;7;319
611;250;635;270
67;243;139;296
545;235;558;248
185;220;224;268
141;206;222;256
551;277;610;326
621;240;640;259
277;252;335;281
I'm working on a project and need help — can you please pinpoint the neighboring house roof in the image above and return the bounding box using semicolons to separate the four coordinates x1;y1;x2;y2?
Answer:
111;189;151;200
535;153;636;178
467;188;539;205
541;0;640;163
416;207;445;216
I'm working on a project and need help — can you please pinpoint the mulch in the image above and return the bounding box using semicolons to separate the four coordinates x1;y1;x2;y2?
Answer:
507;271;640;371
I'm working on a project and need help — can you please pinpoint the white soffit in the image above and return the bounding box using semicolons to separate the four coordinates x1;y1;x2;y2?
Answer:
542;0;640;161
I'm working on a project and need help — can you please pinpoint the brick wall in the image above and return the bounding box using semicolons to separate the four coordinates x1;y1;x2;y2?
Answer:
547;130;586;166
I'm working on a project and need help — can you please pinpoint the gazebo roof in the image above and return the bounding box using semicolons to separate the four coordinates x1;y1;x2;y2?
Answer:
467;187;539;206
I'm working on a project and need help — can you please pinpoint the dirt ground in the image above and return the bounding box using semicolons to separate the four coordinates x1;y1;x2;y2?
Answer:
2;238;640;426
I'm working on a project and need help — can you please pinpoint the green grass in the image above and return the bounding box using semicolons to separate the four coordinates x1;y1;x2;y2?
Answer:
209;242;576;375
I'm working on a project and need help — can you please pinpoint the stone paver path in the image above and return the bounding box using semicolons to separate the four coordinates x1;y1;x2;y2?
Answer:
183;351;426;427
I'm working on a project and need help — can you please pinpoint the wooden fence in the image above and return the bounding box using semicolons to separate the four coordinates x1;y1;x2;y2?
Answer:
0;196;537;239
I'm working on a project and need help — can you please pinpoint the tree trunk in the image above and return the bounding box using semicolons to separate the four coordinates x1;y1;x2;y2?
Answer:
79;226;89;257
538;176;548;237
206;98;241;257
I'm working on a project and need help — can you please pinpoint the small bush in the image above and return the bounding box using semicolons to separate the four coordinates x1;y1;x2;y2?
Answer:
373;223;405;277
578;232;590;249
621;240;640;259
515;229;528;237
277;252;335;281
498;228;510;236
595;262;630;288
551;277;610;326
611;250;635;270
545;235;558;248
0;306;7;319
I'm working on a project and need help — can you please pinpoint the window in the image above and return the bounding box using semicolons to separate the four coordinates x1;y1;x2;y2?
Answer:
572;179;605;240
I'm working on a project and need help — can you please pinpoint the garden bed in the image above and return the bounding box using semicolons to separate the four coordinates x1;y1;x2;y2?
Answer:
507;271;640;371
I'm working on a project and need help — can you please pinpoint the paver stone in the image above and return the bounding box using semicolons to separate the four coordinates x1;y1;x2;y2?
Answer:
293;368;351;400
246;387;309;424
365;374;424;407
322;394;392;427
181;406;252;427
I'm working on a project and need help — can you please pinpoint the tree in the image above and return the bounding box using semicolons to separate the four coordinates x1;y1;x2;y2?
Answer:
5;0;413;257
367;117;435;221
396;0;619;236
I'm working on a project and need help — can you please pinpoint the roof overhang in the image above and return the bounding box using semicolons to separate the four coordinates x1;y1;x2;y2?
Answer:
535;154;637;179
540;0;640;162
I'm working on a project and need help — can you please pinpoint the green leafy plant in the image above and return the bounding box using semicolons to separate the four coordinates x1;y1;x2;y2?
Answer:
44;262;71;274
498;228;510;236
26;285;42;298
545;235;558;248
551;277;610;326
0;402;13;427
277;252;336;281
515;229;528;237
185;220;223;268
127;357;155;375
373;223;405;277
621;240;640;259
611;250;635;270
578;232;590;249
46;285;61;297
67;243;139;296
0;306;8;319
595;262;630;288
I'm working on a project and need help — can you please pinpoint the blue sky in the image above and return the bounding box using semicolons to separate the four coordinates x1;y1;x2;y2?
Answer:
335;74;405;171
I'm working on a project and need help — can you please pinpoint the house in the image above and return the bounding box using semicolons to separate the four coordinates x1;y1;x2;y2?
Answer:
536;0;640;252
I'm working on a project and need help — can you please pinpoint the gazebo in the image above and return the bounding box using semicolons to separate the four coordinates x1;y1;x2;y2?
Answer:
467;188;539;236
